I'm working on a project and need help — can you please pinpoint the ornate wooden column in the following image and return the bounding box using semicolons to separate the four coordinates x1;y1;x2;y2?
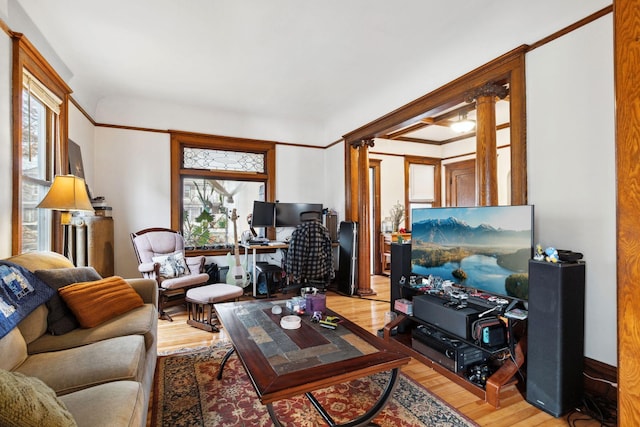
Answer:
469;83;507;206
351;139;376;296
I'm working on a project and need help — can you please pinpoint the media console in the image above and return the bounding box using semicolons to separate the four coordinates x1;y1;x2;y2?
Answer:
384;295;526;407
385;243;526;407
387;245;587;414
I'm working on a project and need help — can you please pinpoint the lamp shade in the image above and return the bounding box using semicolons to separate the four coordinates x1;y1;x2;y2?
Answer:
36;175;94;212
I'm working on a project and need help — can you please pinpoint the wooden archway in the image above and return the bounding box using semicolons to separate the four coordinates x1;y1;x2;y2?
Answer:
342;47;528;295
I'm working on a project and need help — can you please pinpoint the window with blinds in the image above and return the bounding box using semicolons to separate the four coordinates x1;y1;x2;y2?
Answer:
20;70;63;252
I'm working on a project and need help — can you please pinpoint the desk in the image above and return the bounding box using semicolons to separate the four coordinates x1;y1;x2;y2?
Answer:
215;300;410;426
241;242;289;297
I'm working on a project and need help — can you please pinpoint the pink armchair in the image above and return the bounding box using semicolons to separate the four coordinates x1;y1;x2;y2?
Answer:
130;227;209;321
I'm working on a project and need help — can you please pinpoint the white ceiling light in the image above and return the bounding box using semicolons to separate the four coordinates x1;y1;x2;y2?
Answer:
450;113;476;133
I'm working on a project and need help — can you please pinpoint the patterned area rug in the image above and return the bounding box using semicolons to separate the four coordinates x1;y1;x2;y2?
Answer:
152;342;478;427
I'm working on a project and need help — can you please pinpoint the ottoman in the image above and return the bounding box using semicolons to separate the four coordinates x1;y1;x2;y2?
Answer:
185;284;244;332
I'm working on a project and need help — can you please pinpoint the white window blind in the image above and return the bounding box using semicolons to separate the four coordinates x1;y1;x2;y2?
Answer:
409;164;435;201
23;69;62;114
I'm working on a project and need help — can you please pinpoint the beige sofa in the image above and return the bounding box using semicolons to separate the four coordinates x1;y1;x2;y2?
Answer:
0;251;158;427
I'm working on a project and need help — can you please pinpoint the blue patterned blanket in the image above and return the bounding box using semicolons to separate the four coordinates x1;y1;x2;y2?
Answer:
0;260;55;339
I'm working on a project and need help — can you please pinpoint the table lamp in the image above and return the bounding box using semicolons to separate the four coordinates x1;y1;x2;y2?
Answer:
36;174;94;261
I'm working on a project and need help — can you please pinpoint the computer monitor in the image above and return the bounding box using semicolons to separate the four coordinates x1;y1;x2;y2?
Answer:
251;201;275;228
275;203;323;227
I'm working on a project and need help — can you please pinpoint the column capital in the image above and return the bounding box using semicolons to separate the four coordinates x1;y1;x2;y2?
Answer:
350;138;375;149
466;82;508;103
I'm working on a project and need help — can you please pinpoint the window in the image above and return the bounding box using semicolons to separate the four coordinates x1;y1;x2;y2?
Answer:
171;132;276;254
404;156;441;228
12;35;71;254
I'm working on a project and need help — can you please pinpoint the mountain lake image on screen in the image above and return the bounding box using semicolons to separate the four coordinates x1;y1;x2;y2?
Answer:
410;205;533;301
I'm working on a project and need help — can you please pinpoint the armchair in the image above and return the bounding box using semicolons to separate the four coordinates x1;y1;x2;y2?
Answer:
130;227;209;321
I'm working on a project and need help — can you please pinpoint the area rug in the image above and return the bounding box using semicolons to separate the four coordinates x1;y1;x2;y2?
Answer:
152;342;478;427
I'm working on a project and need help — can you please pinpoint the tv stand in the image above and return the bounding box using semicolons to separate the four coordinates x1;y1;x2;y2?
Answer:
383;308;526;407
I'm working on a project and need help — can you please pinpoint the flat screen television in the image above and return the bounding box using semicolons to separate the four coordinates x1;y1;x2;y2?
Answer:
410;205;533;301
275;203;323;227
251;201;275;228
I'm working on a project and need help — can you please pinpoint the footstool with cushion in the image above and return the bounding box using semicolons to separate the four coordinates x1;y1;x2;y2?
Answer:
185;284;244;332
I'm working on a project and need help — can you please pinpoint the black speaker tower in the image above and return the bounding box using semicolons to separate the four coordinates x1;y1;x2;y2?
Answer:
390;242;411;310
526;260;586;417
337;221;357;295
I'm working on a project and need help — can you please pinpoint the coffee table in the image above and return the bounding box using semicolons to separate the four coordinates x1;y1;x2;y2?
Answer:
214;300;411;426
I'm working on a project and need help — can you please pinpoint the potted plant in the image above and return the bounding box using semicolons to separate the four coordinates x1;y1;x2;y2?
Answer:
390;201;405;232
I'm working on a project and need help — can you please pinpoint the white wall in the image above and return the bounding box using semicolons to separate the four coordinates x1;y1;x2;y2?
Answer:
68;104;96;190
371;139;443;223
323;142;346;224
95;96;326;147
94;127;172;277
0;31;12;257
527;15;615;365
372;154;405;224
275;145;326;204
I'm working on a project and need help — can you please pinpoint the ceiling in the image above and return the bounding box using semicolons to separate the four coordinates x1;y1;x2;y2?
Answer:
12;0;610;145
384;99;511;145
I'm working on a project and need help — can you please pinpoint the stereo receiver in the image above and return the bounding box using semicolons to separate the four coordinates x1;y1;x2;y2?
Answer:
411;325;487;373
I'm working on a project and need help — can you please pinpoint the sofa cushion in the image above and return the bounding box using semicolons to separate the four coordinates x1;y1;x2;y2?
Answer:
35;267;102;335
0;328;28;371
16;335;146;396
17;304;48;345
59;276;144;328
27;303;157;354
0;369;77;427
0;261;55;339
60;381;144;427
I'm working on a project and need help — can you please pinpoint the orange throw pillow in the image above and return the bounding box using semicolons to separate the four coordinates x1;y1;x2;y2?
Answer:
58;276;144;328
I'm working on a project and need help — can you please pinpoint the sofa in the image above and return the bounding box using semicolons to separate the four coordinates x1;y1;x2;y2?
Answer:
0;251;158;427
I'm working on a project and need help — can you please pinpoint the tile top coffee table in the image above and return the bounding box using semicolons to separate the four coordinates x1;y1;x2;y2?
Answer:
214;300;411;426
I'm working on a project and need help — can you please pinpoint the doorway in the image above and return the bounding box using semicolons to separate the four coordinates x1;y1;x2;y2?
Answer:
369;159;382;275
445;159;476;207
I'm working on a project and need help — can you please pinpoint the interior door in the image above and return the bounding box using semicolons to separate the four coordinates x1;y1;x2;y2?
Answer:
446;159;475;207
369;159;382;275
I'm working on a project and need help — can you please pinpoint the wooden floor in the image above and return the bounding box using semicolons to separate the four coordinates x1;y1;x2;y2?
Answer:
155;276;599;427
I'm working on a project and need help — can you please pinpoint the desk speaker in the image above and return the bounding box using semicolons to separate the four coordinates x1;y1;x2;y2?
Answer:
526;260;585;417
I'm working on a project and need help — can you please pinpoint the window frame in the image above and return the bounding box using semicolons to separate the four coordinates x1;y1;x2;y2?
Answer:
12;34;71;255
170;131;276;255
404;155;441;229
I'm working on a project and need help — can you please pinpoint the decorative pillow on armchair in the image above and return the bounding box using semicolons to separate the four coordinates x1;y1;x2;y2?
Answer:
152;251;191;278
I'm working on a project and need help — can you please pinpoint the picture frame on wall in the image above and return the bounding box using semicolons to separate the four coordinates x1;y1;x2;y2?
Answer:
68;139;92;199
68;139;85;178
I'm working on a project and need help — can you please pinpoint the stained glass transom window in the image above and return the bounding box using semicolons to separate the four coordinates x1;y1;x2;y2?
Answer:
183;148;264;173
